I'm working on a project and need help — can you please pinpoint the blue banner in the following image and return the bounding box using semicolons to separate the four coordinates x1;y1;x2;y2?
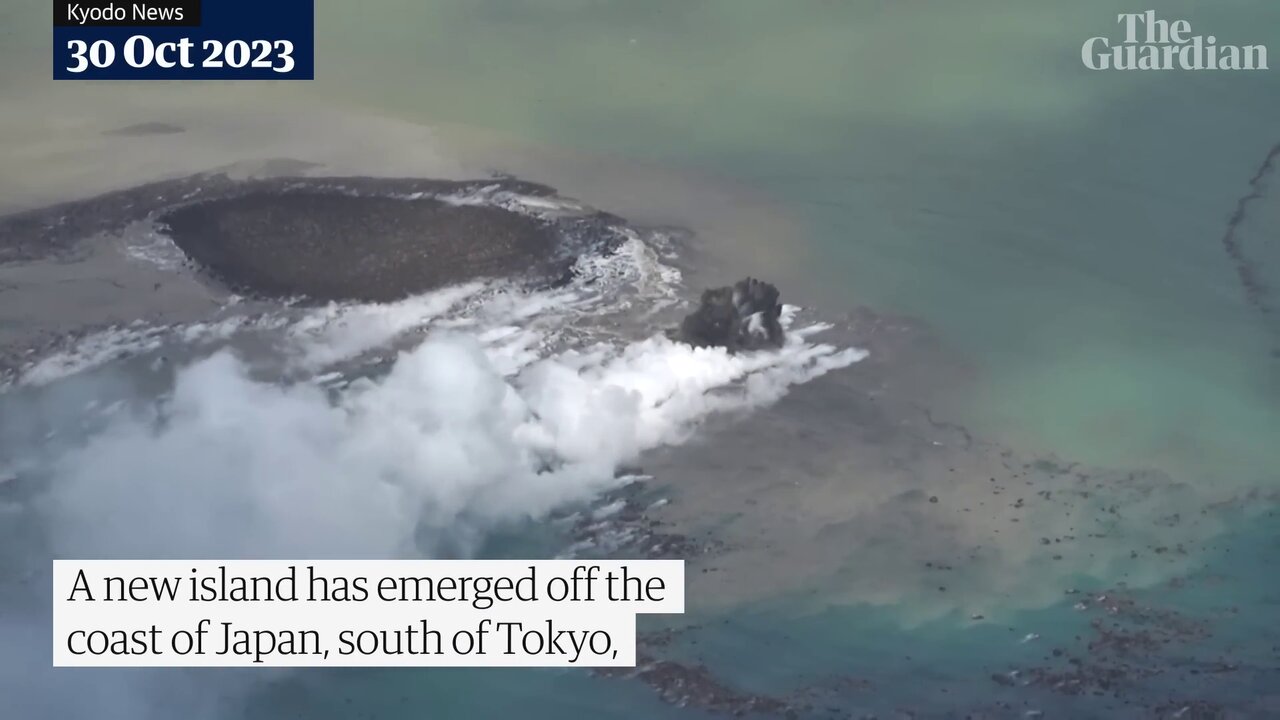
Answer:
53;0;314;80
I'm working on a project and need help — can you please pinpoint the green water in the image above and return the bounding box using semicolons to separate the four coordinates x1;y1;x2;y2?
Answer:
2;0;1275;475
309;0;1280;480
4;0;1279;716
307;2;1280;715
321;2;1280;715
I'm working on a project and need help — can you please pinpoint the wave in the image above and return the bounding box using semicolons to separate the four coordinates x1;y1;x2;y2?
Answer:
5;231;865;561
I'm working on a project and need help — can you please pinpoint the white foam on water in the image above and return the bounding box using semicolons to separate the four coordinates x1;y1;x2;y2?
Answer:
121;222;187;271
9;314;260;390
0;214;868;720
430;184;588;216
282;281;489;370
11;235;865;563
15;323;169;387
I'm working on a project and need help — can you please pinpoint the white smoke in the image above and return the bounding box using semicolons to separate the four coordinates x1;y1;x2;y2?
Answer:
47;306;863;561
0;235;864;720
9;233;869;560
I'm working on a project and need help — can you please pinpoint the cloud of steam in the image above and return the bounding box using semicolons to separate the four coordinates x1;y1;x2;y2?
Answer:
0;236;864;719
48;321;862;561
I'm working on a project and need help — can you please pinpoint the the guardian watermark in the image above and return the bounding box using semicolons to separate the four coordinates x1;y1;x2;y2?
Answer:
1083;11;1267;70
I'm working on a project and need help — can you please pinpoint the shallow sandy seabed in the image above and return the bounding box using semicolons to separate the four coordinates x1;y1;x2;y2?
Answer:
0;88;812;347
0;98;1267;633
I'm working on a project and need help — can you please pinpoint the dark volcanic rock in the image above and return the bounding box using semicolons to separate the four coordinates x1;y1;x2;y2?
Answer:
677;277;785;352
158;192;556;302
0;173;628;302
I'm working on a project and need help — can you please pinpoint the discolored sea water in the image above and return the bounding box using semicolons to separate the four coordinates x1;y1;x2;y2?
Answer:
313;5;1280;713
2;1;1278;718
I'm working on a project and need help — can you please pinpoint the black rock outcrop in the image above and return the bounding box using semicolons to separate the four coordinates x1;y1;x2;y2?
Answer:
0;174;627;302
677;277;786;352
158;190;557;302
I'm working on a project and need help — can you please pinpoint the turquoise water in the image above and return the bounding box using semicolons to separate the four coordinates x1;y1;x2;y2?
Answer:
312;0;1280;478
312;3;1280;716
3;0;1279;716
312;2;1280;715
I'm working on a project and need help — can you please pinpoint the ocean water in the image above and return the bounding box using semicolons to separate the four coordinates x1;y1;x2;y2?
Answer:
2;1;1279;718
314;5;1280;712
313;0;1280;477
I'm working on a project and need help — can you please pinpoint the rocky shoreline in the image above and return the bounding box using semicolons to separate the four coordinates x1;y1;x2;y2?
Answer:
0;173;636;378
1;172;1263;720
0;173;628;300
